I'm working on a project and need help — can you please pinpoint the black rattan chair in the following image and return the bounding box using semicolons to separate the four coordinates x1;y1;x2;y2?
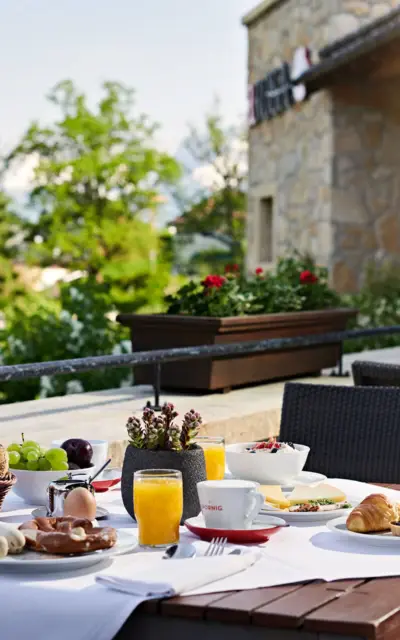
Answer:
352;360;400;388
279;382;400;482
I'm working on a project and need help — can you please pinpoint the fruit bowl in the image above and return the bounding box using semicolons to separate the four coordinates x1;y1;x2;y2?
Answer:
12;467;93;505
225;442;310;486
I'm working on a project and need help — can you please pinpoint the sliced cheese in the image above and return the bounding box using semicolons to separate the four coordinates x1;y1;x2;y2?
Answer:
288;483;346;506
259;485;290;510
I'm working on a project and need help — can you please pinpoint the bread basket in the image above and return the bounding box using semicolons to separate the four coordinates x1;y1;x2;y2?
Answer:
0;473;17;511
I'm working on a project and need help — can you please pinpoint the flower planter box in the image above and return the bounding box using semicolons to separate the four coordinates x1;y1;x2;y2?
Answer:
117;309;357;392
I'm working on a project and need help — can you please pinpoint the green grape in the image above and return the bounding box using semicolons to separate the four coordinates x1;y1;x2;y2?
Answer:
14;461;27;470
45;448;68;464
7;443;22;454
39;447;47;456
27;460;39;471
38;457;51;471
50;460;69;471
8;451;20;466
23;440;40;451
21;446;38;458
26;451;39;463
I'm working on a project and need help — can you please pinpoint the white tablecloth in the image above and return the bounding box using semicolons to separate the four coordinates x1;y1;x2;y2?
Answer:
2;478;400;640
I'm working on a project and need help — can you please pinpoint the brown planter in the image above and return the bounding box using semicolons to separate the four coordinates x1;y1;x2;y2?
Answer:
117;309;357;392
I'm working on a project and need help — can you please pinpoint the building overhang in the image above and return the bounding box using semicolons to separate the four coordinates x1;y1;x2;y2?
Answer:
296;7;400;94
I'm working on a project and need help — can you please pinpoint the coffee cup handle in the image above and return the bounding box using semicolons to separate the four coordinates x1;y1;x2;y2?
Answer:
244;490;265;527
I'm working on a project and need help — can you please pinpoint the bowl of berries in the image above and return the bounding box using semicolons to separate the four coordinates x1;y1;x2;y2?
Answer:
7;436;94;505
225;438;310;486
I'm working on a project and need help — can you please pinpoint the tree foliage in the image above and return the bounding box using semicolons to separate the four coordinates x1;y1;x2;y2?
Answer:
174;106;247;270
0;191;25;309
5;80;181;311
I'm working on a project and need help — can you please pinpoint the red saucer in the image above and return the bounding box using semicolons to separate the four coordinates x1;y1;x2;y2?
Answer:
92;469;121;493
184;515;286;543
92;478;120;492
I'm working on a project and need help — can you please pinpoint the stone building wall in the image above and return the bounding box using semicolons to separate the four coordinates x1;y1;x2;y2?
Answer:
246;0;400;290
331;82;400;291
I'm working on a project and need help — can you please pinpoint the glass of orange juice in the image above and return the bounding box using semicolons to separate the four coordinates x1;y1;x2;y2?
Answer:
195;437;225;480
133;469;183;548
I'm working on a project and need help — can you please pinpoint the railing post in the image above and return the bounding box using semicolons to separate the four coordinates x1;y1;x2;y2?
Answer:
338;342;343;376
144;363;162;411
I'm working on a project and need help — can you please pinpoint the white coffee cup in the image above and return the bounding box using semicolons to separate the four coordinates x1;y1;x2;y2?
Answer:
197;479;265;530
51;439;109;475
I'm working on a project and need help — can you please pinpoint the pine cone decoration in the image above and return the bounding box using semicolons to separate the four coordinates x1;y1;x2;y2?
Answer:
0;445;9;479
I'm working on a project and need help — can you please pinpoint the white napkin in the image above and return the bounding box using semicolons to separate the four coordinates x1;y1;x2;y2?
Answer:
96;552;261;596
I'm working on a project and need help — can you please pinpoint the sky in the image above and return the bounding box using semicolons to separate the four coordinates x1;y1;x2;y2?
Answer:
0;0;256;195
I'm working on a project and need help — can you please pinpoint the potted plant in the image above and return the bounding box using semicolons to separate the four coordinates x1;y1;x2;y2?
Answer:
117;254;357;391
121;403;206;522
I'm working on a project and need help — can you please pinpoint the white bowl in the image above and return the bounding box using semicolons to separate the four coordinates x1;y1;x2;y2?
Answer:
225;442;310;486
12;467;93;506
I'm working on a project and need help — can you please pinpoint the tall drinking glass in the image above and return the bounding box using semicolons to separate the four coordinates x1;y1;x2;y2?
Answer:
195;436;225;480
133;469;183;548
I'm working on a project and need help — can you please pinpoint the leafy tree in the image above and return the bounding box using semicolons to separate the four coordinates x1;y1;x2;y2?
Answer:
5;80;181;311
0;192;25;309
173;105;247;269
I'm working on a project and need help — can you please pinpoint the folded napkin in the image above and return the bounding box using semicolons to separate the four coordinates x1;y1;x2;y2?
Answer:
96;551;261;596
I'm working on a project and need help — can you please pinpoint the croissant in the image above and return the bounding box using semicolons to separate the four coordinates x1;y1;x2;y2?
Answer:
346;493;398;533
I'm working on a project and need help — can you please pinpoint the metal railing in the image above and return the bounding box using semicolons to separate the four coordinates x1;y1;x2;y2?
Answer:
1;325;400;409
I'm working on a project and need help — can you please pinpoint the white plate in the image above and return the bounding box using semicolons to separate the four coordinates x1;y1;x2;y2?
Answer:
327;517;400;547
0;529;138;571
31;506;109;520
260;503;354;523
224;469;327;490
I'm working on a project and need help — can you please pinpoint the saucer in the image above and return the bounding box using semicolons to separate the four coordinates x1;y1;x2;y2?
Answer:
281;471;327;491
184;514;287;543
92;468;121;492
224;469;326;490
31;506;109;520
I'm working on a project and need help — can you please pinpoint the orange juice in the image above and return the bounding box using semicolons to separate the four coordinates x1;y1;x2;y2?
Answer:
203;445;225;480
134;472;183;547
196;437;225;480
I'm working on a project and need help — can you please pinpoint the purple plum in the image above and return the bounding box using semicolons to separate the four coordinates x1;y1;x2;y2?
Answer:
61;438;93;468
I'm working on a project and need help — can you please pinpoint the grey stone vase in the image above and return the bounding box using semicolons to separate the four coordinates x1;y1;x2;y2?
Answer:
121;445;207;523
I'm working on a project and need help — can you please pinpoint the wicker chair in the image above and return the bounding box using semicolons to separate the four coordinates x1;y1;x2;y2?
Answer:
352;360;400;388
279;382;400;482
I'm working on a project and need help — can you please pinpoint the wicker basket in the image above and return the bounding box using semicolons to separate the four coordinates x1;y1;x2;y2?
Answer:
0;473;17;511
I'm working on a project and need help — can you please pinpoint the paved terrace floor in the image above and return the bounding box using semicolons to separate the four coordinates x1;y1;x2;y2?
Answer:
1;347;399;467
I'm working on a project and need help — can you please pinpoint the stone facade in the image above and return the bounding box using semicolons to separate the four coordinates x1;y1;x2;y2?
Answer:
245;0;400;291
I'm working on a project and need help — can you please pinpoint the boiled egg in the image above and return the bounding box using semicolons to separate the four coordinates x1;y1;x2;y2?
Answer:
63;487;97;520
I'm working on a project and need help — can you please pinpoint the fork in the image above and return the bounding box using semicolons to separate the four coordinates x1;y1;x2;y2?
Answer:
204;537;227;556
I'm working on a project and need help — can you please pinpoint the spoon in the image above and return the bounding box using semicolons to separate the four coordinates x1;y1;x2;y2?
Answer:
163;543;197;560
89;458;112;483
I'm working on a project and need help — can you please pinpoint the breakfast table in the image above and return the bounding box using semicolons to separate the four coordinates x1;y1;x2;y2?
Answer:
2;480;400;640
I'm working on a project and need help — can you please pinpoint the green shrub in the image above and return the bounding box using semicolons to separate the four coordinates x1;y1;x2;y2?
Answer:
344;260;400;353
0;278;130;404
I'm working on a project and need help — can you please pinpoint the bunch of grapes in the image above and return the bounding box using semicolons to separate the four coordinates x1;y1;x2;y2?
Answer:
7;435;68;472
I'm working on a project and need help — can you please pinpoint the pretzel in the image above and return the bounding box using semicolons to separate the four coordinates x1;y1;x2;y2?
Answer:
18;516;117;555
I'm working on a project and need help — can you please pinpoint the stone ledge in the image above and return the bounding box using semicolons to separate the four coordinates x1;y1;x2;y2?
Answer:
0;375;352;468
1;347;399;466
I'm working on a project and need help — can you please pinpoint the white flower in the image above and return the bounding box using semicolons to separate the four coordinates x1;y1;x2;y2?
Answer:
66;379;84;395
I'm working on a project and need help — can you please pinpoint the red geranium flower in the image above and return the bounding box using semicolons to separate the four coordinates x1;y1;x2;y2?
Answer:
255;267;263;275
202;275;226;289
225;264;240;274
299;270;318;284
